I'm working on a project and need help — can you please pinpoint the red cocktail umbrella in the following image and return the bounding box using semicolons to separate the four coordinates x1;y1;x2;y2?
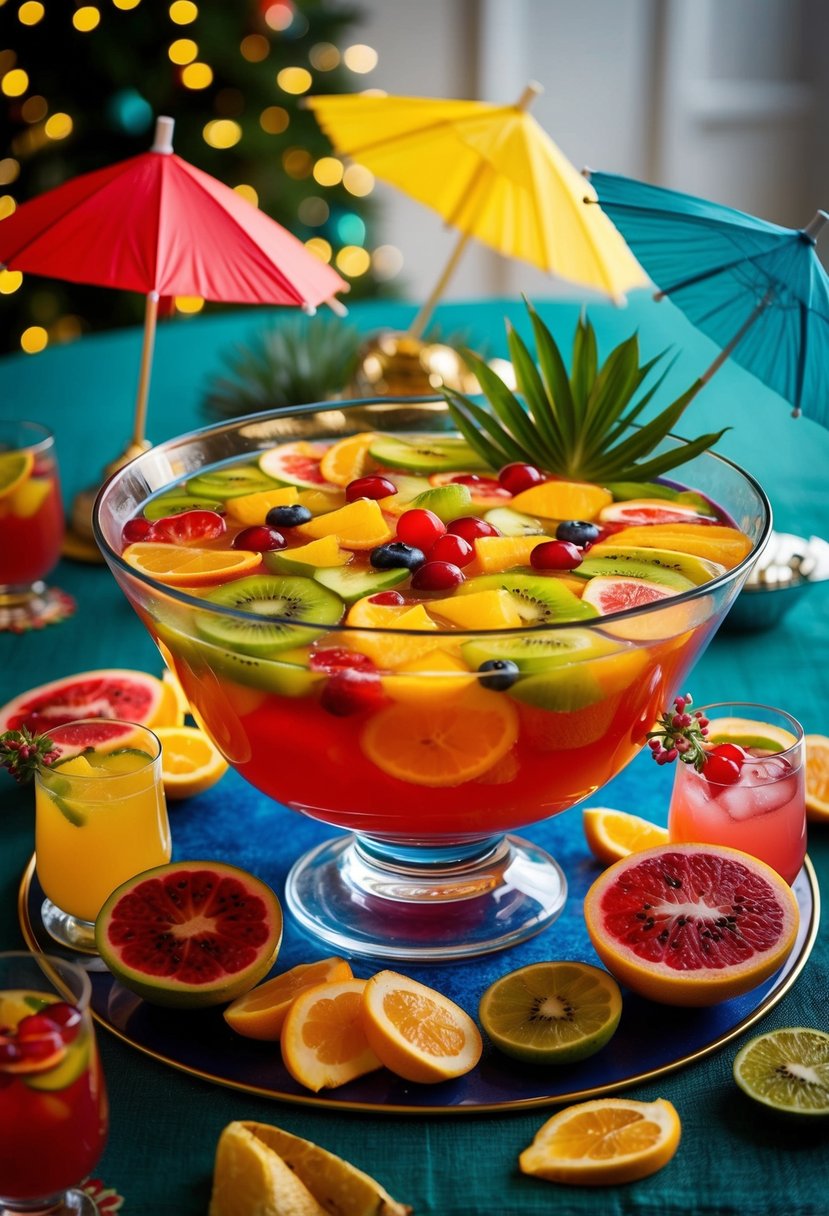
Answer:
0;116;348;456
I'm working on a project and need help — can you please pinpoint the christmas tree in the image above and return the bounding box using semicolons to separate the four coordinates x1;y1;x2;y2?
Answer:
0;0;389;355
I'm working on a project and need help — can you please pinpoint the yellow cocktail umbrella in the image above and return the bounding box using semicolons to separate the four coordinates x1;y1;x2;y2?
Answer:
307;84;645;338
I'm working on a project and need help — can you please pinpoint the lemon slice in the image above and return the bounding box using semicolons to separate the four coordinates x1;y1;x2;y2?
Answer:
0;450;33;499
733;1028;829;1115
707;716;797;753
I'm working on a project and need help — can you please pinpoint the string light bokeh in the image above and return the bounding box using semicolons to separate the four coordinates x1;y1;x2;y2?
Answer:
0;0;404;355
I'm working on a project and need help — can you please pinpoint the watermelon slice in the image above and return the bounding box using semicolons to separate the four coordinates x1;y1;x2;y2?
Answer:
0;670;168;749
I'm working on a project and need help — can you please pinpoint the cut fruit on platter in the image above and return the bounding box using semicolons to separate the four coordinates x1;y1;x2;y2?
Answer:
209;1121;412;1216
0;668;169;738
582;807;669;864
733;1027;829;1115
479;961;622;1064
361;970;483;1083
584;843;800;1006
280;979;382;1092
519;1097;681;1186
95;861;282;1009
121;542;261;587
223;956;353;1041
154;725;228;800
804;734;829;821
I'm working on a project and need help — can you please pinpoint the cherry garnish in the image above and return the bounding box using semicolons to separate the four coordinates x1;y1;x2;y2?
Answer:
396;508;445;551
704;753;743;786
411;561;465;591
530;540;583;571
232;525;286;552
428;533;475;568
345;475;398;502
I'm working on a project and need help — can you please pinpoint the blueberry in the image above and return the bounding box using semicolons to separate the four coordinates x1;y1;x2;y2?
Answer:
477;659;520;691
266;504;313;528
370;542;425;571
555;519;600;546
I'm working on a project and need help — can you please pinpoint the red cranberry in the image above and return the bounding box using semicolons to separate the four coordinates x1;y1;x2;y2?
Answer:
345;475;398;502
368;590;406;606
411;561;465;591
498;462;545;495
122;517;153;544
530;540;583;571
710;742;747;767
447;516;499;543
396;508;445;550
704;754;742;785
320;670;385;716
232;525;286;552
428;533;475;568
310;648;376;674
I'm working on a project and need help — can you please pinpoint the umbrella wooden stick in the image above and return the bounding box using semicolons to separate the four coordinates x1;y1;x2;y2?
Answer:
407;82;543;342
130;290;159;451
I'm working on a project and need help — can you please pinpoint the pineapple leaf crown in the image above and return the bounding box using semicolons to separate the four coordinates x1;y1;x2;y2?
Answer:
441;300;727;484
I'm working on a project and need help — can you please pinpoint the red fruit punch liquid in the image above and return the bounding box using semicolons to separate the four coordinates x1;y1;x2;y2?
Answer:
0;461;64;586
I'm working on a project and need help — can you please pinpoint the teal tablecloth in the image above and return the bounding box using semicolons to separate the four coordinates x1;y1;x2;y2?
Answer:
2;295;828;1215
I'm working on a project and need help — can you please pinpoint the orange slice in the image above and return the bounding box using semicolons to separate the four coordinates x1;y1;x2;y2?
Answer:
805;734;829;821
280;979;382;1092
319;432;379;486
0;449;33;499
361;686;518;786
297;498;393;550
122;542;261;587
361;970;483;1084
583;807;669;865
223;957;353;1041
511;479;613;521
154;725;228;800
225;486;299;526
519;1097;681;1185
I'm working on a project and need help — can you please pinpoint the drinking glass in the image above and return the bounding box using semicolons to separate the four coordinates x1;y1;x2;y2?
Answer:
0;420;74;632
668;702;806;884
35;719;172;956
0;950;108;1215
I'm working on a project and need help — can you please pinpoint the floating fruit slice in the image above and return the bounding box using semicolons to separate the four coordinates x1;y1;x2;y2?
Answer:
519;1098;681;1185
461;628;619;674
465;535;543;575
122;542;261;587
407;482;473;523
511;479;613;521
599;498;714;526
297;497;394;549
483;506;546;536
368;434;488;473
458;572;597;623
706;715;797;753
583;807;669;864
0;669;168;736
223;957;353;1041
603;522;753;569
225;485;299;526
313;563;408;604
479;962;622;1065
209;1121;412;1216
318;431;379;485
259;440;334;489
8;477;51;518
733;1027;829;1115
805;734;829;821
154;725;228;800
361;970;483;1083
345;600;457;668
188;463;281;500
381;649;476;704
196;574;344;656
575;554;695;592
266;535;351;573
142;490;224;520
578;545;723;586
0;449;34;498
147;510;227;545
96;861;282;1009
429;471;511;507
606;480;712;513
361;687;518;786
581;574;676;616
431;588;524;630
280;979;382;1092
584;844;799;1006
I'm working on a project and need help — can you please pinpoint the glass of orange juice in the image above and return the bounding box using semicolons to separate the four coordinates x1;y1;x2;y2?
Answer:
35;719;171;958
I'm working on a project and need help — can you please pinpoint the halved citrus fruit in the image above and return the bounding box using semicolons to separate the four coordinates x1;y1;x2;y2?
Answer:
584;843;799;1006
319;431;379;485
154;725;228;800
706;715;797;753
223;957;353;1041
583;807;669;865
0;449;34;498
280;979;382;1092
360;687;518;786
361;970;483;1083
519;1097;681;1185
805;734;829;821
479;962;622;1064
153;669;189;728
733;1027;829;1115
0;668;168;736
122;542;261;587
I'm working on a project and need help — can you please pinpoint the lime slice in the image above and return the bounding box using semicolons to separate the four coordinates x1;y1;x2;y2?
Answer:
479;961;622;1064
94;747;154;774
0;450;33;499
707;715;797;754
733;1028;829;1115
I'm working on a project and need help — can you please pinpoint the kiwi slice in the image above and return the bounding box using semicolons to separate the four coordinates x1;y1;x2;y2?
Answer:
187;464;281;500
483;507;546;537
607;481;713;514
462;628;620;674
458;573;598;624
196;575;344;656
314;565;409;605
576;546;722;587
189;637;320;697
368;435;489;473
143;491;224;520
408;483;473;522
508;664;606;712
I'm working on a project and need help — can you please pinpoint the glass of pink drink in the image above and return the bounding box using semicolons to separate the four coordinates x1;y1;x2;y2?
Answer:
0;951;108;1215
668;702;806;884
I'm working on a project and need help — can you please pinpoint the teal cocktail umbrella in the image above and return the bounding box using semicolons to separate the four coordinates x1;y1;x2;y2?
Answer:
586;170;829;428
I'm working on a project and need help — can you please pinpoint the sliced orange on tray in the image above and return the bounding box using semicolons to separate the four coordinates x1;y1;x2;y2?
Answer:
583;807;669;865
223;957;353;1041
154;725;228;800
280;979;382;1092
122;541;261;586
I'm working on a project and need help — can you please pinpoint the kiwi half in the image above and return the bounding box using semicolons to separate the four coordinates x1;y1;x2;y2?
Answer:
458;573;598;624
462;628;620;674
196;575;343;656
408;483;473;522
368;435;488;473
187;464;281;500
